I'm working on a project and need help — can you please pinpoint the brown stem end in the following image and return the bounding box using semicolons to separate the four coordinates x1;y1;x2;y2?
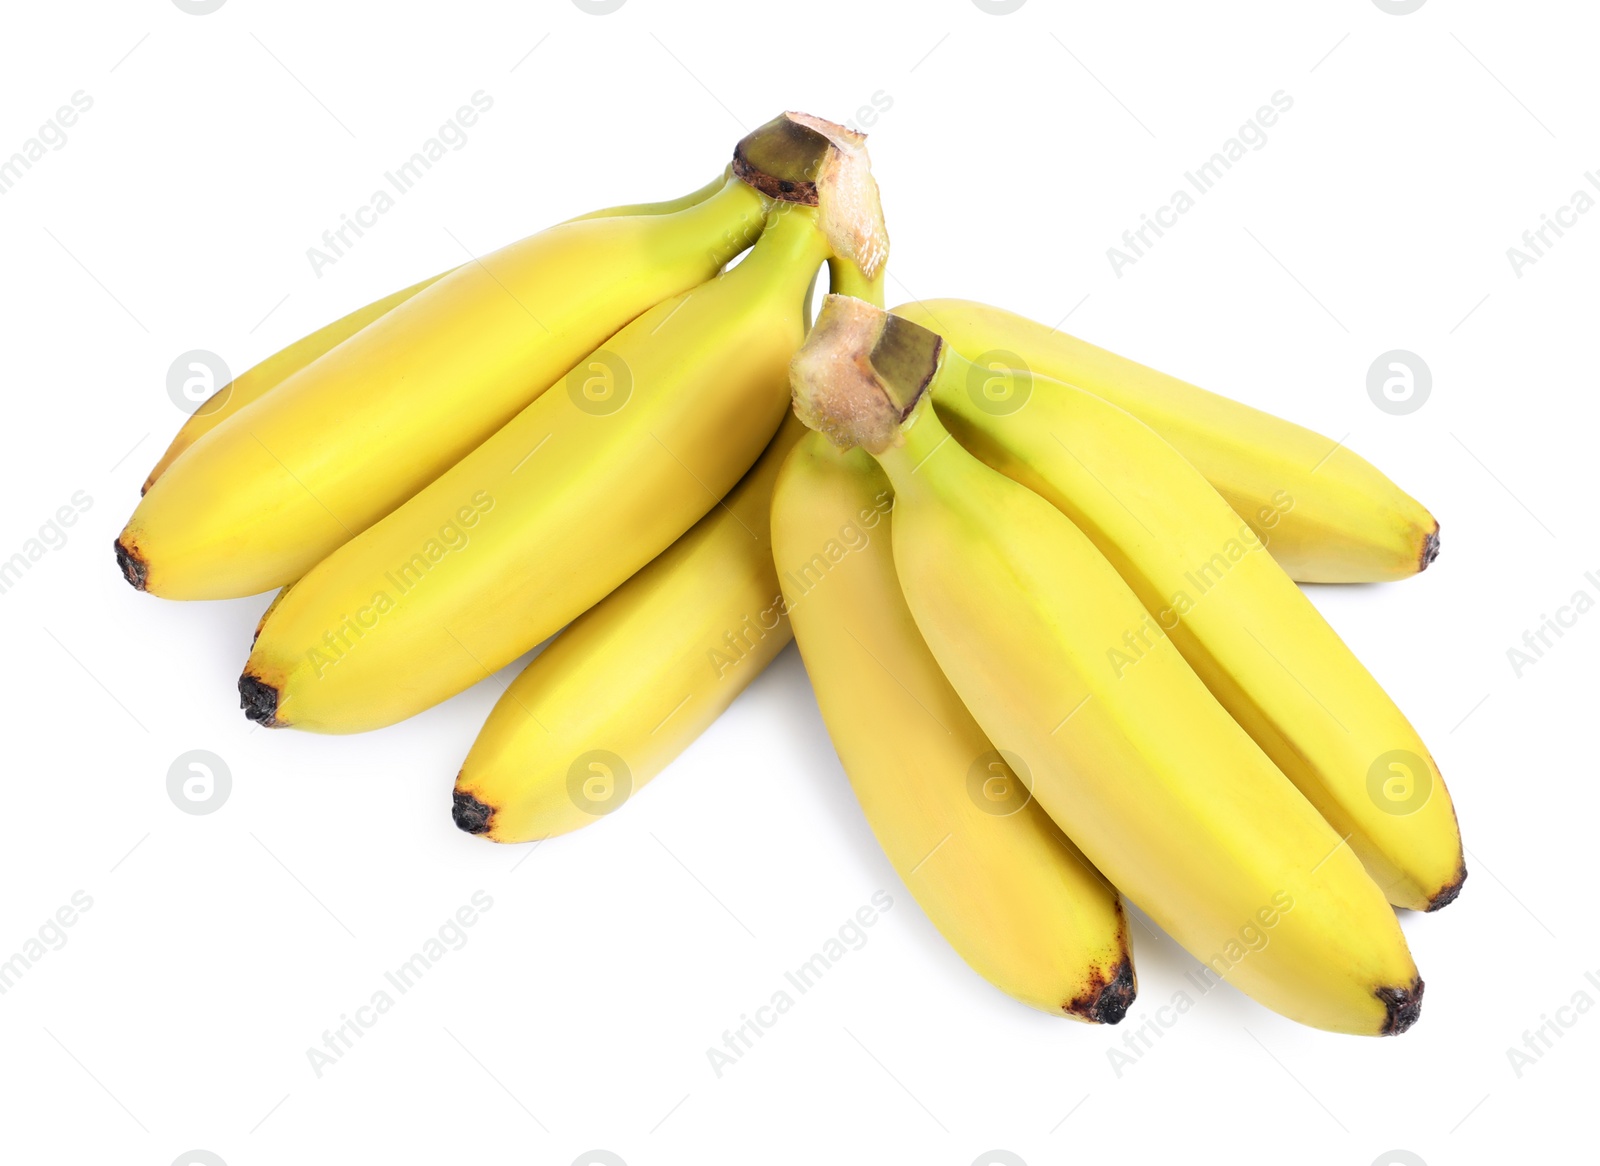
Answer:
734;112;888;280
789;295;942;454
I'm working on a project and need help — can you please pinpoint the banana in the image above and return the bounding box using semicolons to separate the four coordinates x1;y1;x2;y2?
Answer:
789;296;1423;1036
891;299;1438;584
142;170;734;497
118;166;772;599
452;416;805;841
143;272;449;495
242;114;888;734
882;305;1464;911
772;431;1136;1020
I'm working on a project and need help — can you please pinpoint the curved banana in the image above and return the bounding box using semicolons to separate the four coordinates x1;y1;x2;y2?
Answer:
143;272;449;495
886;305;1464;910
773;432;1136;1021
790;296;1423;1036
891;298;1437;584
119;169;771;599
243;114;887;733
452;416;805;841
143;171;733;497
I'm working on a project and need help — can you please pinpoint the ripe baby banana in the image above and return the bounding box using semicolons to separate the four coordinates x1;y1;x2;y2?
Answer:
142;170;734;497
790;296;1423;1036
119;169;770;599
453;416;806;842
143;272;448;495
875;301;1465;910
772;431;1136;1021
244;113;888;732
891;299;1438;584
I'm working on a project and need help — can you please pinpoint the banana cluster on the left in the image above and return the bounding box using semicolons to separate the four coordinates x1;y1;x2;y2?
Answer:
120;111;880;735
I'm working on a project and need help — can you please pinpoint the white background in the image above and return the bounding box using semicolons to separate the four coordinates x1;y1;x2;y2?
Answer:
0;1;1593;1164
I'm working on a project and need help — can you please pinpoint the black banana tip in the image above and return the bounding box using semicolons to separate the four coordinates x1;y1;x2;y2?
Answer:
1067;957;1137;1025
114;535;148;591
1376;978;1425;1035
239;673;282;727
1420;524;1441;571
1425;861;1467;912
453;789;494;835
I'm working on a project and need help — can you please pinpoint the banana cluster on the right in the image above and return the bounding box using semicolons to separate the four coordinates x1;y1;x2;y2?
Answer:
778;295;1460;1037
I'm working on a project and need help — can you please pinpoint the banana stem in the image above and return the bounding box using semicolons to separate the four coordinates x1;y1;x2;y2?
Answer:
733;113;889;299
827;255;885;308
789;294;942;454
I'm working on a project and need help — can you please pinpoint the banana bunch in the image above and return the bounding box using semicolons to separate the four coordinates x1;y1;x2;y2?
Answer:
120;110;1461;1038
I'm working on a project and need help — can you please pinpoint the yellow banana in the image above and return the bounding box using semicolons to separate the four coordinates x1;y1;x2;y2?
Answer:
119;169;771;599
790;296;1423;1036
244;114;887;733
143;272;448;495
883;304;1465;911
142;169;733;497
772;431;1136;1020
892;298;1437;583
453;416;805;841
